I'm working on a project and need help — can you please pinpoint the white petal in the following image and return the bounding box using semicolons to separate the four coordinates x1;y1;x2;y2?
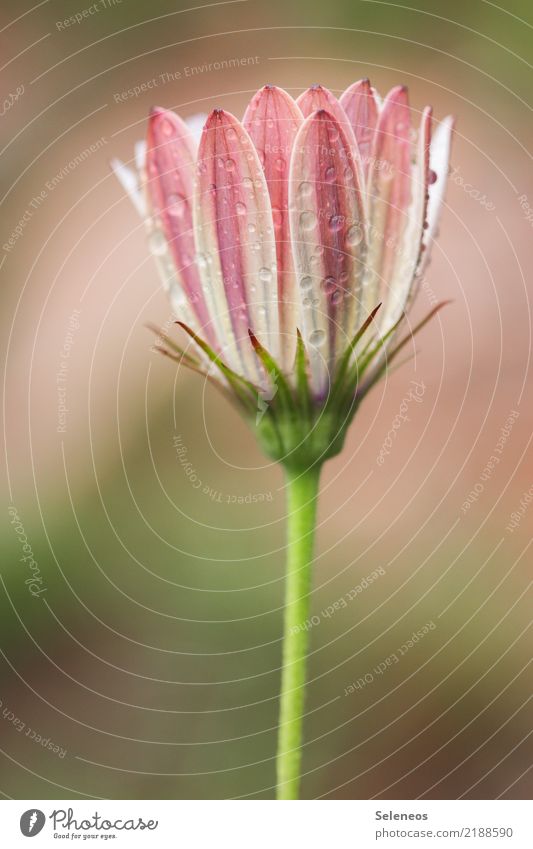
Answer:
422;115;454;260
380;106;432;334
134;140;146;174
185;113;208;148
111;156;147;218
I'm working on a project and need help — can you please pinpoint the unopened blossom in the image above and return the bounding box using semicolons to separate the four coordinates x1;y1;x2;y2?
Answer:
112;81;453;466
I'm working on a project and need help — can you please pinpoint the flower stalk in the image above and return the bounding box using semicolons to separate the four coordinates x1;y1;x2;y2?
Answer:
276;463;322;800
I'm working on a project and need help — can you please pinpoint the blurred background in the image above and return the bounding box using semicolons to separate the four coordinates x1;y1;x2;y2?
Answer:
1;0;531;800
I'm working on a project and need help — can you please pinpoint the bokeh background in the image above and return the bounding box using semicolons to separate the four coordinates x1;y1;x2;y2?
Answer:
1;0;532;800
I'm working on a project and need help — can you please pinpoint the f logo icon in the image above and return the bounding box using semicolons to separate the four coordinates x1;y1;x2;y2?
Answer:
20;809;46;837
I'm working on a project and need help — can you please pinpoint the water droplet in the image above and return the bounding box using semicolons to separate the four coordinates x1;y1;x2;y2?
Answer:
300;210;317;230
148;229;167;256
259;267;272;283
167;194;186;218
346;225;363;247
235;201;247;216
429;169;438;184
297;181;313;200
300;276;313;291
321;275;336;294
275;157;285;172
226;127;237;141
225;158;236;172
325;166;336;183
330;290;343;305
247;222;256;234
243;177;253;189
310;329;326;346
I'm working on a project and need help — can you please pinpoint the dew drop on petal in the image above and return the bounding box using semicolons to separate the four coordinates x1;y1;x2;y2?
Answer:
167;194;186;218
300;210;317;230
325;166;336;183
321;275;336;294
309;329;326;346
148;229;168;256
300;276;313;291
345;225;363;247
259;267;273;283
235;201;247;216
225;158;236;172
297;181;313;201
429;169;438;184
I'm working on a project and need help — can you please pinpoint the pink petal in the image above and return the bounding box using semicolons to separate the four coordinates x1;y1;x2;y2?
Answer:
289;109;367;398
340;79;379;178
364;86;412;319
194;109;278;382
380;105;432;333
243;85;303;368
146;107;214;341
297;84;350;127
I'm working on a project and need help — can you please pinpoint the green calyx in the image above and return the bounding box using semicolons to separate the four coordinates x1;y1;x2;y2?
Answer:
154;301;450;473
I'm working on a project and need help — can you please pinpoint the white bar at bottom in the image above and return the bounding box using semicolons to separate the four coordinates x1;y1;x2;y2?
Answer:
0;799;531;847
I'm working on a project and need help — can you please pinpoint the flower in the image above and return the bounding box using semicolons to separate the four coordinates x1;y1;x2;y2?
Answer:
112;81;453;470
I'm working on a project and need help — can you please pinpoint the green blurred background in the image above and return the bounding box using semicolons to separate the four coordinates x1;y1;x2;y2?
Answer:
1;0;531;799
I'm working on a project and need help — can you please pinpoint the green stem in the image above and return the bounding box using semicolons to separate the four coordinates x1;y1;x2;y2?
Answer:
276;463;322;800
